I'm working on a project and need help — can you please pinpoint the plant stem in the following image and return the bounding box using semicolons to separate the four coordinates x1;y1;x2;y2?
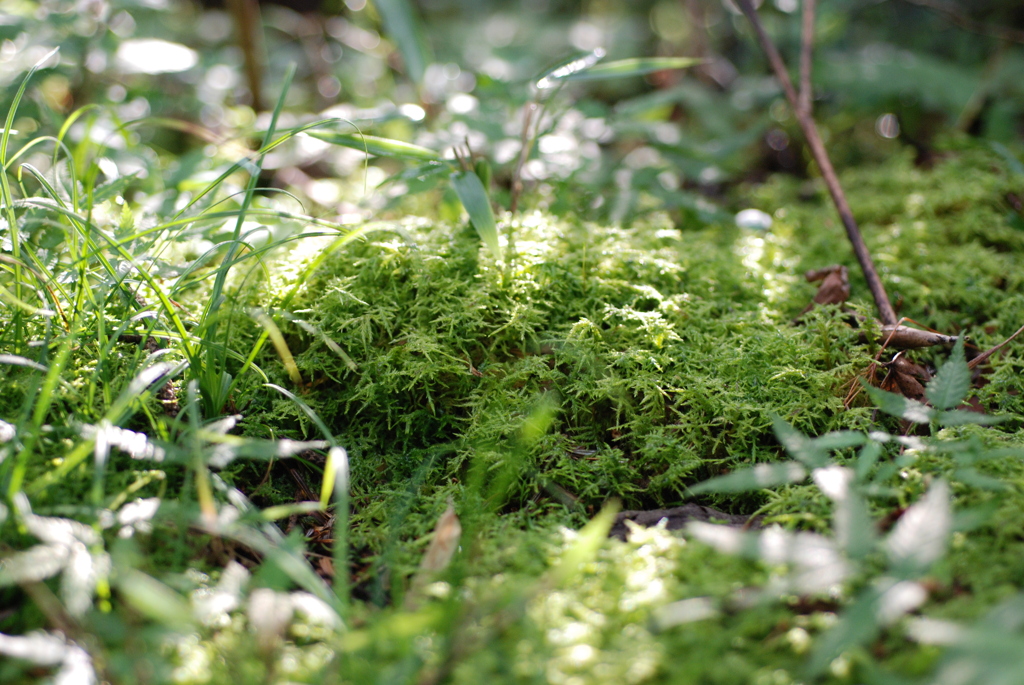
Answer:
736;0;898;326
227;0;265;111
798;0;815;116
510;102;538;215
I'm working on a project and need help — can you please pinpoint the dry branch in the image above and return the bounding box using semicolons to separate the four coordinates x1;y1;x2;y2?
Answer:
798;0;816;116
735;0;898;326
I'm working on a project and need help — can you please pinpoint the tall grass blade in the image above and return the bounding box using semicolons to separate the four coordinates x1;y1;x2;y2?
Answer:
558;56;703;82
371;0;430;85
536;48;606;90
198;64;296;416
552;499;619;587
325;446;350;610
307;131;440;161
1;47;59;317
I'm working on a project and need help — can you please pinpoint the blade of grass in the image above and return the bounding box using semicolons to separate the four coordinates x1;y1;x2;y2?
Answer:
306;131;441;161
535;48;606;89
198;66;296;415
372;0;430;85
557;56;703;82
450;170;501;261
1;48;59;332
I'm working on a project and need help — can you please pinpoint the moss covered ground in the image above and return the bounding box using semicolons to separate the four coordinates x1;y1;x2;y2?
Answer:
4;135;1024;684
161;137;1024;682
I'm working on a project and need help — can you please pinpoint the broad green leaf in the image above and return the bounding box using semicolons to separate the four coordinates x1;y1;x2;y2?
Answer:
473;158;492;191
535;48;606;89
835;491;875;559
926;335;970;410
855;441;884;481
688;462;806;495
371;0;430;84
936;409;1008;426
953;468;1011;491
450;170;501;260
305;131;441;161
886;480;951;571
813;431;867;452
806;586;883;675
118;570;194;631
559;57;703;83
862;381;935;423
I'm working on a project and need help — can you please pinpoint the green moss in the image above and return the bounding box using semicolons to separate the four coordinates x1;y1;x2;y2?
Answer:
235;139;1024;566
158;139;1024;685
247;216;877;551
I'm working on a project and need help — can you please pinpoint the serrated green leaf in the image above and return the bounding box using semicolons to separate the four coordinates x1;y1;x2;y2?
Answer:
953;468;1011;491
450;170;501;260
835;491;875;560
855;441;884;481
305;131;441;161
806;587;883;675
688;461;807;495
93;172;141;205
371;0;430;84
559;57;703;83
926;335;970;410
771;416;828;468
813;431;867;452
862;381;935;423
936;409;1008;426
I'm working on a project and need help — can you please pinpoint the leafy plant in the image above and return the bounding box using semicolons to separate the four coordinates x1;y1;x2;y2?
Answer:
686;337;1020;678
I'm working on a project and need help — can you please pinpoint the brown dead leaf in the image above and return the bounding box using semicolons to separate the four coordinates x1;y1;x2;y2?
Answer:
796;265;850;318
807;265;850;306
406;499;462;609
879;352;930;401
417;499;462;574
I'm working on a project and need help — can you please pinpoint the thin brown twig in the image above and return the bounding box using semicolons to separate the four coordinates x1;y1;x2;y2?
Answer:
226;0;265;111
509;102;538;215
798;0;816;117
735;0;898;326
968;322;1024;370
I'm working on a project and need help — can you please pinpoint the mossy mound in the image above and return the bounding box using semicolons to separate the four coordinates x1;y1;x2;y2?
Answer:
244;138;1024;560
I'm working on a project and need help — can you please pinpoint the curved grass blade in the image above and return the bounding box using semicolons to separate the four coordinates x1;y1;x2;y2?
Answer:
265;384;335;444
1;47;59;306
536;48;606;90
372;0;430;85
251;311;302;385
552;499;620;587
306;130;441;161
18;198;198;362
559;56;703;83
450;170;500;260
